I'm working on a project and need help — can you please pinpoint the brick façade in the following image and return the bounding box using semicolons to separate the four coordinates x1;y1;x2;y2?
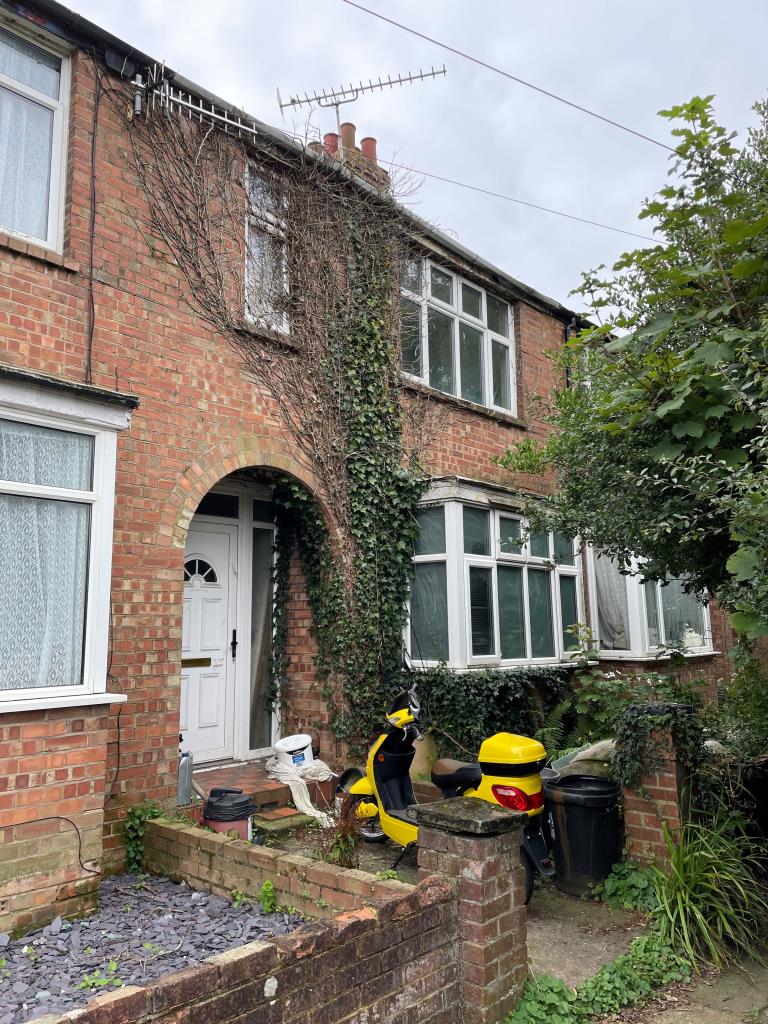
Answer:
0;8;735;938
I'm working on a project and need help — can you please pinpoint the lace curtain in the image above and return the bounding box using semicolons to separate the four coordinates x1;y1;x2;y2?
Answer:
594;553;631;650
0;420;92;691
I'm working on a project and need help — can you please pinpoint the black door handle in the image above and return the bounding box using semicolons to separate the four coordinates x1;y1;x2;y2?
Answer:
231;629;238;660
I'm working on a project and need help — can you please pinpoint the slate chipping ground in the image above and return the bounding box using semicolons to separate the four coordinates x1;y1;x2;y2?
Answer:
0;875;301;1024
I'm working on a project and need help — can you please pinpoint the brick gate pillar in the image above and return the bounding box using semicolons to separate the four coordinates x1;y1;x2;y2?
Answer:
416;797;528;1024
622;702;689;866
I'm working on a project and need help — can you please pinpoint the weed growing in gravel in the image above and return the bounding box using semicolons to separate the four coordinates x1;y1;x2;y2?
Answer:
229;888;247;910
258;881;277;915
375;869;400;881
77;961;123;991
142;942;162;956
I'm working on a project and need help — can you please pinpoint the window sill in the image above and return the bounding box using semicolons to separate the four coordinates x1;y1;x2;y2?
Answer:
401;378;527;428
0;691;127;715
0;230;80;273
596;651;719;662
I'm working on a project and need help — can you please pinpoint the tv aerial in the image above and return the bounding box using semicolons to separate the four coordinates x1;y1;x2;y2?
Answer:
277;65;447;153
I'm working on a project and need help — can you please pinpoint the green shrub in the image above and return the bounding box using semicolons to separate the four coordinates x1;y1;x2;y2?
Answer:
598;861;658;912
721;649;768;759
651;814;768;967
410;665;571;758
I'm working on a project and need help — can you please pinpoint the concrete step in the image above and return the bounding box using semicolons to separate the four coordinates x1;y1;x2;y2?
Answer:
194;761;336;815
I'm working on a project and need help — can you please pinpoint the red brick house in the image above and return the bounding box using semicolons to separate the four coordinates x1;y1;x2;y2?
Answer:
0;1;735;934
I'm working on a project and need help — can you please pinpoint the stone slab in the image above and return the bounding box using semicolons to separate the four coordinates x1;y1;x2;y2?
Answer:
415;796;526;835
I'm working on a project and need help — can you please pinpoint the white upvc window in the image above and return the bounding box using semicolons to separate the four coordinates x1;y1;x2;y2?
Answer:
587;549;713;658
245;162;289;335
408;500;582;668
400;259;516;416
0;20;69;251
0;378;131;711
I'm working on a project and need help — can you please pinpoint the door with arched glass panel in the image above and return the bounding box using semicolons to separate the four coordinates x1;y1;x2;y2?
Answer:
181;523;237;762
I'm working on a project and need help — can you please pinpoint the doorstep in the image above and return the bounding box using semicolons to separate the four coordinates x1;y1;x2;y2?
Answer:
193;759;335;814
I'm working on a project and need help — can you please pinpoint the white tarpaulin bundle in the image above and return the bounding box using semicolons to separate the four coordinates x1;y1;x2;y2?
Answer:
264;756;335;828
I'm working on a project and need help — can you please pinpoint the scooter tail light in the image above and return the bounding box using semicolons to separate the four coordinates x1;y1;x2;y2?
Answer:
529;790;544;809
491;784;530;812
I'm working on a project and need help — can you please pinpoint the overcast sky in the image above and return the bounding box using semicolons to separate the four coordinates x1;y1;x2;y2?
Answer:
70;0;768;311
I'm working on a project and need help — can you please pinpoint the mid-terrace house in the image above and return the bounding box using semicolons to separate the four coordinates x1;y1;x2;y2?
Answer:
0;1;734;933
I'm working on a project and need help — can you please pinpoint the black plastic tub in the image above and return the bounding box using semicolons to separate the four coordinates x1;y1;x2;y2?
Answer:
544;774;621;896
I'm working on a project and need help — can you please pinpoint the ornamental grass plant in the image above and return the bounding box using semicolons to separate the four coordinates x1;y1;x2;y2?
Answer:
650;812;768;968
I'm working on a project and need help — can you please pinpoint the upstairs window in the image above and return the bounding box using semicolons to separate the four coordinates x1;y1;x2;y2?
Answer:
245;164;288;334
400;259;516;415
0;24;67;250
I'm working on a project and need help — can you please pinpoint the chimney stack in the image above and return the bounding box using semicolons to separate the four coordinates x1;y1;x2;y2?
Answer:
315;122;389;190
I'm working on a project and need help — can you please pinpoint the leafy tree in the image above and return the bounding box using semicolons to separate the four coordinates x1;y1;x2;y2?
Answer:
499;96;768;638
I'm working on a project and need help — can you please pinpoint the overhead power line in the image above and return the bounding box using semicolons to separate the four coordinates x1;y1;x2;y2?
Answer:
384;157;657;241
338;0;675;153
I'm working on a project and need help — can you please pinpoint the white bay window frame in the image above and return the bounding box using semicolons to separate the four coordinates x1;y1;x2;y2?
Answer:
408;499;582;669
0;377;130;712
401;260;517;417
586;548;713;659
0;15;70;252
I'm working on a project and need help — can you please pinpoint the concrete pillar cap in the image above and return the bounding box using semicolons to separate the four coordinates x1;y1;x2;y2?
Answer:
416;796;526;835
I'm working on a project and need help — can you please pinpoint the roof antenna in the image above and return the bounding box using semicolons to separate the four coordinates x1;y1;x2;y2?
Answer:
277;65;447;154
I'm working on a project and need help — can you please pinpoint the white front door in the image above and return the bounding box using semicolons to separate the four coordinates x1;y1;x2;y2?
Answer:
181;522;237;763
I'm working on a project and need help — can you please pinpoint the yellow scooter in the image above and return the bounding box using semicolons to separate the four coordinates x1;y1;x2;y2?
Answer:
337;688;554;902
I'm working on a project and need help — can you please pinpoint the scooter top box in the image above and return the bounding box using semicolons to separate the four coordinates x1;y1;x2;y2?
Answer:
478;733;548;777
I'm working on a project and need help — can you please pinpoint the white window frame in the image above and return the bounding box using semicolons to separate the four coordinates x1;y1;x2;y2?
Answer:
0;378;130;712
244;161;289;336
0;15;70;252
586;548;713;659
400;259;517;416
407;498;582;669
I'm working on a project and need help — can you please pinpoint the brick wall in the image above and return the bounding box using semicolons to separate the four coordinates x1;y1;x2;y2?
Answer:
622;712;686;866
144;818;416;920
0;706;108;935
25;878;460;1024
24;797;525;1024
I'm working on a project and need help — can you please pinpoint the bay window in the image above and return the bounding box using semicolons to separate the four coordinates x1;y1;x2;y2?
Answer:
589;551;712;657
400;259;516;415
0;376;131;709
0;22;68;251
409;501;581;667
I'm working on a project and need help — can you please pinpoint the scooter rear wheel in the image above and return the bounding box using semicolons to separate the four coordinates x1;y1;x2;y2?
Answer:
336;769;387;844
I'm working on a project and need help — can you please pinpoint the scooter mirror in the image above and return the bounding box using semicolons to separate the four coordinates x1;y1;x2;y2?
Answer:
408;688;420;718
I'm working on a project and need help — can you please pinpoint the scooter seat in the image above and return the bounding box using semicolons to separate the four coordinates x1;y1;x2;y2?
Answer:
431;758;482;792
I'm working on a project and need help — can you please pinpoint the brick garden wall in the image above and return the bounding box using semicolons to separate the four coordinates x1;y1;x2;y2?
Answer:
25;878;460;1024
144;818;416;920
0;706;108;935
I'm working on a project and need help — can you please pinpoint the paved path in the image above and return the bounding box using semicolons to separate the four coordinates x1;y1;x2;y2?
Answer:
647;962;768;1023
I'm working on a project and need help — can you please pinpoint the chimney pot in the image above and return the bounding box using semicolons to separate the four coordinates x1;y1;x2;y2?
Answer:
360;136;377;163
322;132;339;156
339;121;356;153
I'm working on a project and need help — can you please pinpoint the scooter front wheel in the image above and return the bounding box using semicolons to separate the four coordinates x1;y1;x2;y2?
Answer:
348;796;387;843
